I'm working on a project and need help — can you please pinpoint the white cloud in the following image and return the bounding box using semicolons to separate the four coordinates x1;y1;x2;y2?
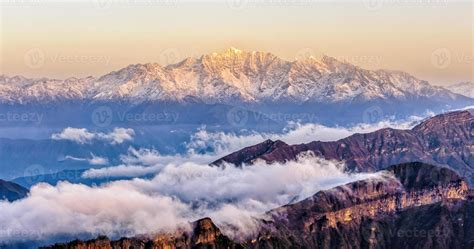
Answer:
51;128;95;144
97;128;135;145
64;154;109;166
51;127;134;145
8;115;431;243
83;164;160;178
88;154;109;165
0;155;379;243
185;115;425;157
82;146;222;179
83;115;426;180
120;147;216;166
0;182;191;242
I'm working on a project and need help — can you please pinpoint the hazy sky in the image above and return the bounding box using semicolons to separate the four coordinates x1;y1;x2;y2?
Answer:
0;0;472;85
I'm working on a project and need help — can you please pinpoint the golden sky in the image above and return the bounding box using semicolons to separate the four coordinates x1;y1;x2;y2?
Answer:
0;0;472;85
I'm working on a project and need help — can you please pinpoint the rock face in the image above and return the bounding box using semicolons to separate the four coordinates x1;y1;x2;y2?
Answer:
42;218;241;249
253;162;473;249
0;179;28;201
213;110;474;185
41;163;474;249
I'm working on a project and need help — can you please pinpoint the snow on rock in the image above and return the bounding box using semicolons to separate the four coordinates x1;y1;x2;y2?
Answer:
0;48;466;104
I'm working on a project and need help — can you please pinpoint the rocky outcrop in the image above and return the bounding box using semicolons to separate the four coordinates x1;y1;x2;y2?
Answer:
41;163;473;249
251;162;473;249
42;218;241;249
213;110;474;185
0;179;28;201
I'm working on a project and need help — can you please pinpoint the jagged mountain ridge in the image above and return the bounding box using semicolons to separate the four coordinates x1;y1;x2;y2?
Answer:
40;163;474;249
254;162;473;248
41;217;240;249
0;48;467;104
446;81;474;98
213;110;474;185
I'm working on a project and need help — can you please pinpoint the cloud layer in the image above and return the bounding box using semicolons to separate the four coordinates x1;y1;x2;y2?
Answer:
83;116;424;179
51;127;134;144
0;155;378;243
2;116;429;244
186;114;425;155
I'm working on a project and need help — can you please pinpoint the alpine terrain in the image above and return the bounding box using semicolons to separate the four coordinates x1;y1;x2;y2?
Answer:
1;48;472;126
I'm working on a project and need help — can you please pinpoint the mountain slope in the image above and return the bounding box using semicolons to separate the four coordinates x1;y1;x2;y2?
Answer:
213;110;474;184
42;217;240;249
39;163;474;249
445;81;474;98
1;48;472;126
255;162;472;249
1;48;470;104
0;179;28;201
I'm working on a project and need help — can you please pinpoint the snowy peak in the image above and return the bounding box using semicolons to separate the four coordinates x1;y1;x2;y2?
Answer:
446;81;474;98
0;48;470;104
200;47;284;73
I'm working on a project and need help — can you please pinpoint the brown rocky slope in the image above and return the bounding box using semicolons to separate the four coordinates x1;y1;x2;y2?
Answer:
41;162;474;249
213;110;474;185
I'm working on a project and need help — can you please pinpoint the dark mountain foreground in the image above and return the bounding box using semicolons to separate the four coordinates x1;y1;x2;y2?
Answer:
213;110;474;185
0;179;28;202
41;162;474;249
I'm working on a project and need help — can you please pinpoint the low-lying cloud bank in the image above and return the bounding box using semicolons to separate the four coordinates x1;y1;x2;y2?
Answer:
186;114;426;156
82;147;217;179
83;115;425;179
0;156;378;243
2;115;430;244
51;127;134;144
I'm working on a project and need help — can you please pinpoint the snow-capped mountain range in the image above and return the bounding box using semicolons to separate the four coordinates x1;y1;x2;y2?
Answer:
0;48;467;104
446;81;474;98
